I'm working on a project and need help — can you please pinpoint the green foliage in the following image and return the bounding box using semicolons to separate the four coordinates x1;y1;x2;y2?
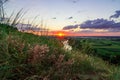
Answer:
69;38;120;64
110;67;120;80
0;24;120;80
69;39;96;55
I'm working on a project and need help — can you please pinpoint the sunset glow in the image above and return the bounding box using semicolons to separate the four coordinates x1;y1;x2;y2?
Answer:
6;0;120;36
57;32;65;37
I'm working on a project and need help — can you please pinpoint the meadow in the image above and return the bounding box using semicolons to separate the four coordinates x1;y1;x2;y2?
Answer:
0;23;120;80
69;37;120;65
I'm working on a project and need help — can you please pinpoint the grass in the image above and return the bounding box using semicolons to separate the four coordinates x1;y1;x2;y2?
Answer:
69;38;120;65
0;23;120;80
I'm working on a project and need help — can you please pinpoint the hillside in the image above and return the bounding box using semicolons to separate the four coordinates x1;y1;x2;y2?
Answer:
0;23;120;80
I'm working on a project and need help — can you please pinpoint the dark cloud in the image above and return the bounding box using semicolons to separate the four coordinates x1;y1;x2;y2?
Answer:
110;10;120;19
66;0;80;3
68;16;73;19
63;18;120;32
52;17;56;19
16;23;41;31
63;25;78;30
72;0;79;3
79;30;94;33
80;18;115;29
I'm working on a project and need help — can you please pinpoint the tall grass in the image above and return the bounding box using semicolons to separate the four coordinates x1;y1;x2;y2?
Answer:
1;2;49;36
0;24;120;79
0;0;9;23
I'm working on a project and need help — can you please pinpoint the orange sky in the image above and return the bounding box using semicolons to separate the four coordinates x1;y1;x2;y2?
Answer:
24;30;120;36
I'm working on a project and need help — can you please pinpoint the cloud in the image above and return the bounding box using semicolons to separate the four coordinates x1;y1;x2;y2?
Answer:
52;17;56;19
78;29;94;33
66;0;80;3
63;18;120;32
16;23;42;31
63;25;78;30
72;0;79;3
80;18;116;29
110;10;120;19
68;16;73;19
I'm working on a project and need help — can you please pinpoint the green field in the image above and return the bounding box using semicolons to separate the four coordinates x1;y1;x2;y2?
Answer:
69;38;120;64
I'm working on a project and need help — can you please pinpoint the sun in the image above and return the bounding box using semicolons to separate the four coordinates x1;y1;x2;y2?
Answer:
57;32;65;37
53;31;67;37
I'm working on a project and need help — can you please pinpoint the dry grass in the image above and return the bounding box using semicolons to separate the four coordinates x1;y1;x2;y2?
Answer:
28;44;49;64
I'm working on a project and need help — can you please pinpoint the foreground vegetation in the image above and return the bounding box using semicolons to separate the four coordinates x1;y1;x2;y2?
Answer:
0;24;120;80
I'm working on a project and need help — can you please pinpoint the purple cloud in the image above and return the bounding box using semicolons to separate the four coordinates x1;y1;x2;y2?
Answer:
63;25;78;30
63;18;120;32
110;10;120;19
72;0;79;3
80;18;115;29
66;0;80;3
68;16;73;19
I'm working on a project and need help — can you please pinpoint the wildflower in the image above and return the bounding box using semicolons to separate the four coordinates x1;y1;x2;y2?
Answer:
62;40;72;51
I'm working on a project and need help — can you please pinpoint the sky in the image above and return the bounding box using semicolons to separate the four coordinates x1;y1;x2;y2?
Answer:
5;0;120;36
